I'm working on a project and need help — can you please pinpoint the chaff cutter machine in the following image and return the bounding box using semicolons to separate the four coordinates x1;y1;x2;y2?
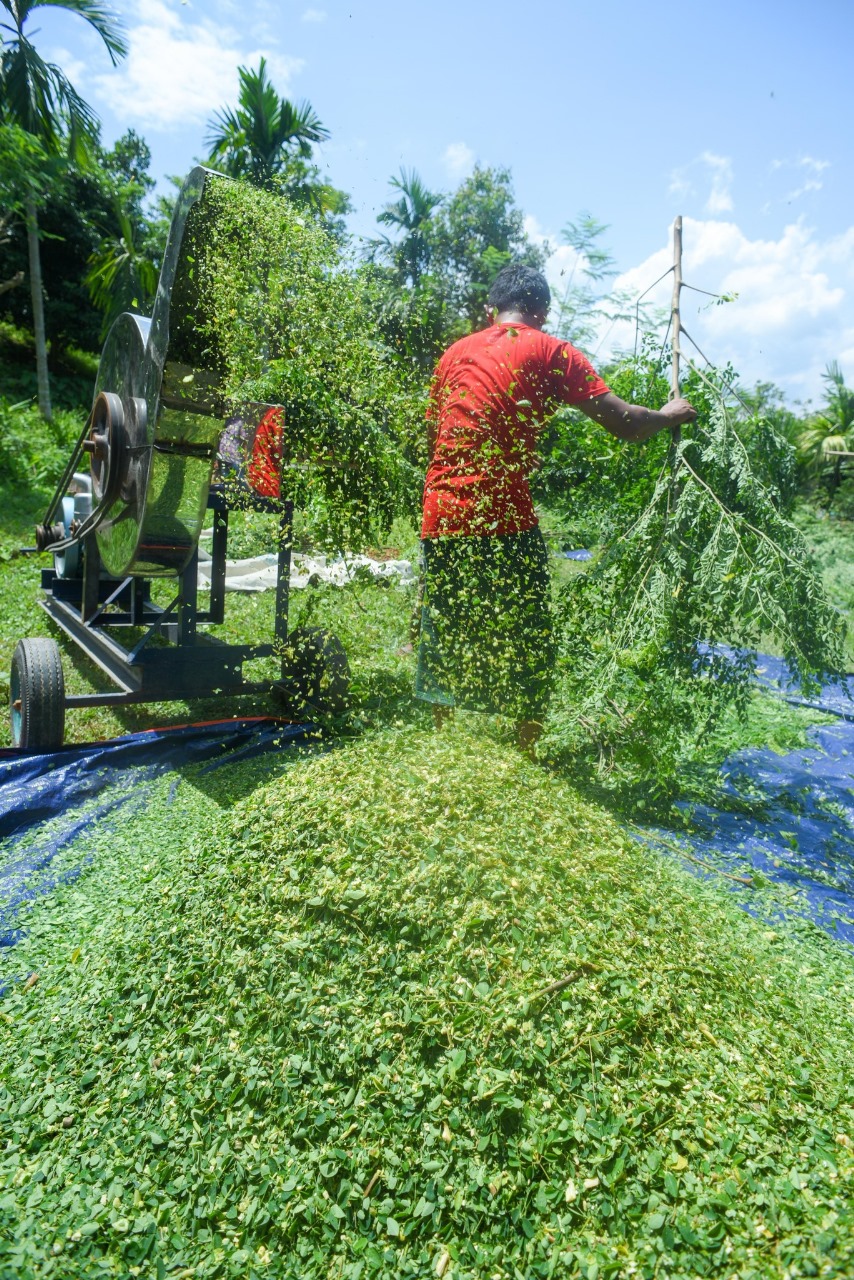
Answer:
10;168;348;750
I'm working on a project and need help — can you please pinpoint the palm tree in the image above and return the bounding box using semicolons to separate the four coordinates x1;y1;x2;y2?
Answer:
85;197;159;338
798;361;854;496
0;0;126;419
206;59;330;191
370;169;442;286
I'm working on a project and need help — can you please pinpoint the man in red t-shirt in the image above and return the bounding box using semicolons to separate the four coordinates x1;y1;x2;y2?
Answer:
415;263;696;755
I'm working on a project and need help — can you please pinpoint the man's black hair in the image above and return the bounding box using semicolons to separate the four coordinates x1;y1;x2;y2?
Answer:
487;263;551;316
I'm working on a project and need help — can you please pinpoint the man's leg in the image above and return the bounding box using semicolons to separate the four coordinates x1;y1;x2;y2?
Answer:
433;704;455;732
516;719;542;758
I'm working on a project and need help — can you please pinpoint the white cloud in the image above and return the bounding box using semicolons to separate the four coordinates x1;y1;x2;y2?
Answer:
771;157;829;177
701;152;734;215
601;216;854;403
769;156;829;206
668;172;693;200
669;152;734;215
524;205;854;401
92;0;303;132
46;46;88;87
301;7;327;20
784;179;823;203
442;141;475;180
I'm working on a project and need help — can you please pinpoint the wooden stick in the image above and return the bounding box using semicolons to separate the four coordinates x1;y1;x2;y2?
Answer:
630;824;753;886
678;848;753;886
669;216;684;466
670;215;683;406
530;963;601;1002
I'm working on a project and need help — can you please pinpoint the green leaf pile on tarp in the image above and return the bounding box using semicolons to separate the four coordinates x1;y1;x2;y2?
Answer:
2;728;854;1278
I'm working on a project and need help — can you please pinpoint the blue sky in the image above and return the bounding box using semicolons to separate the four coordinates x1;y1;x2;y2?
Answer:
38;0;854;403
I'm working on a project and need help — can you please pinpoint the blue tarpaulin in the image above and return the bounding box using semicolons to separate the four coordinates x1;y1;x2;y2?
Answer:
0;719;312;957
645;654;854;945
658;719;854;944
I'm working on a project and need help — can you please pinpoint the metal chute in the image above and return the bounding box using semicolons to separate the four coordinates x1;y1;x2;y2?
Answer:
39;167;235;577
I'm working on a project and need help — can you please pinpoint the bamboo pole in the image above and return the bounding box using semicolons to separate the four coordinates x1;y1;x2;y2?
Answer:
669;215;683;447
670;216;683;396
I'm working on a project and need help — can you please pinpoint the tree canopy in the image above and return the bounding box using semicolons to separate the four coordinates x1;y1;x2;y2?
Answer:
365;163;547;374
0;128;167;357
0;0;127;415
0;0;126;151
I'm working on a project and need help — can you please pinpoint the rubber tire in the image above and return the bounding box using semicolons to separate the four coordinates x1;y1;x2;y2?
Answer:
273;627;351;716
10;638;66;751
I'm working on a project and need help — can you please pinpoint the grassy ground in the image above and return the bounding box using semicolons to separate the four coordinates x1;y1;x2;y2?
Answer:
793;506;854;667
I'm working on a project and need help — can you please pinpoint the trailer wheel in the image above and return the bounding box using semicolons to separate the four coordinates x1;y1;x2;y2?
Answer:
10;638;66;751
273;627;351;716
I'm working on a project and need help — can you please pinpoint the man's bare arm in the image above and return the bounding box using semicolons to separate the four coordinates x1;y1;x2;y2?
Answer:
577;392;697;443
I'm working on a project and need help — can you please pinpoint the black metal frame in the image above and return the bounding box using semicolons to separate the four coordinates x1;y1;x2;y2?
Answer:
40;486;293;710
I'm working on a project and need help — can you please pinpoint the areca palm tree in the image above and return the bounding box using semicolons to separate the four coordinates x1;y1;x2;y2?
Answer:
371;168;442;286
0;0;126;418
206;59;330;191
798;361;854;495
85;197;159;338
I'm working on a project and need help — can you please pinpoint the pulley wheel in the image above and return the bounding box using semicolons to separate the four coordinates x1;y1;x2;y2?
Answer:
10;638;66;751
87;391;126;507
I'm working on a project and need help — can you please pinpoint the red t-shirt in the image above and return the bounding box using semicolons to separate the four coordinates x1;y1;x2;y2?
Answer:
421;323;609;538
247;406;285;498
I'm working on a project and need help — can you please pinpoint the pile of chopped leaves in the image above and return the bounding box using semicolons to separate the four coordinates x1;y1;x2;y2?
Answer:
2;726;854;1279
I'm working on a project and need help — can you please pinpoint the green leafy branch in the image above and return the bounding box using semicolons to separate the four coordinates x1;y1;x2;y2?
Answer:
543;373;845;784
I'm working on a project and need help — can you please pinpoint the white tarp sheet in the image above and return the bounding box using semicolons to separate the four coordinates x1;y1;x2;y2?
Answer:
197;547;415;593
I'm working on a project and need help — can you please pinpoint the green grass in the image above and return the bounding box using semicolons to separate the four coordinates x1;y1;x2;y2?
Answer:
794;507;854;667
2;727;854;1278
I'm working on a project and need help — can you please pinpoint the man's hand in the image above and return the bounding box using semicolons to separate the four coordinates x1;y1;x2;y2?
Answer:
659;397;698;426
578;392;697;443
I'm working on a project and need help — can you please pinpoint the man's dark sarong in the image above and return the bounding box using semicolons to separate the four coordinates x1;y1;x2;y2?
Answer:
415;526;555;721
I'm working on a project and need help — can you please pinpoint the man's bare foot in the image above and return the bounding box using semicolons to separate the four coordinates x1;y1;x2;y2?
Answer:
433;704;455;732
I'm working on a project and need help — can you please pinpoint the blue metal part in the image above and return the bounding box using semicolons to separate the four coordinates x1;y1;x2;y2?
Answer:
9;661;21;746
